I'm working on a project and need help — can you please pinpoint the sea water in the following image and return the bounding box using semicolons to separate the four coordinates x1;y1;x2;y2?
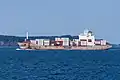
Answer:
0;47;120;80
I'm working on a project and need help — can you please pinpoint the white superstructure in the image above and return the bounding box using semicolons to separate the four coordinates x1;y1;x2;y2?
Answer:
79;29;95;46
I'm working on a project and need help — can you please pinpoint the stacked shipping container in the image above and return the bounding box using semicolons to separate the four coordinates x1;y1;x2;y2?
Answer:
55;38;63;46
44;39;50;46
94;40;106;45
29;37;107;47
35;39;44;46
94;40;101;45
101;40;106;45
62;38;69;46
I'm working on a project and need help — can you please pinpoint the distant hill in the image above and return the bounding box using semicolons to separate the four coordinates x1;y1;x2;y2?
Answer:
0;35;23;46
110;44;120;49
0;35;78;46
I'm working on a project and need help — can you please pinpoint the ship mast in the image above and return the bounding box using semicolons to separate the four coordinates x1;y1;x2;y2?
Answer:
26;32;29;40
25;32;29;41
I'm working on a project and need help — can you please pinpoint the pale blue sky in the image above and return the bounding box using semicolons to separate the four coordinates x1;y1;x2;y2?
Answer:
0;0;119;43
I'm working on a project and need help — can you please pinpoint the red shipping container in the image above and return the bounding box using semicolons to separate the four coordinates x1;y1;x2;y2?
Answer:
55;41;63;46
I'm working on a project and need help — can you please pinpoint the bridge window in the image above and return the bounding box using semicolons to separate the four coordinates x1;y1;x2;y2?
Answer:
88;39;92;42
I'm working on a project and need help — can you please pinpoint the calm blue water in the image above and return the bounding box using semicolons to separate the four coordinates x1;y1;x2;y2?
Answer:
0;48;120;80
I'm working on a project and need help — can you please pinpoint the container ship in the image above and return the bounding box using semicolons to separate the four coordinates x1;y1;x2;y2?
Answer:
17;29;112;50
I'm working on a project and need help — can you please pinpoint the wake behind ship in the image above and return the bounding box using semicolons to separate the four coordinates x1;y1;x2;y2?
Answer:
17;29;112;50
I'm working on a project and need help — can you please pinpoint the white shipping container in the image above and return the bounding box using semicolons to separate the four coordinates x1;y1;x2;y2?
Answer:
63;44;69;46
44;40;50;42
44;42;49;46
44;39;49;41
39;39;44;46
63;41;69;46
101;40;106;45
63;40;69;42
63;41;69;43
55;38;62;41
35;39;44;46
39;42;44;46
44;39;50;46
51;44;54;46
95;41;101;44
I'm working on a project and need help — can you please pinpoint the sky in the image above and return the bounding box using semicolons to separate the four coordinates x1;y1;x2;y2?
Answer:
0;0;119;43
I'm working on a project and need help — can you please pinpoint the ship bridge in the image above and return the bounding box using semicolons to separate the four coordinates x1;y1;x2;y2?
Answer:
78;29;95;46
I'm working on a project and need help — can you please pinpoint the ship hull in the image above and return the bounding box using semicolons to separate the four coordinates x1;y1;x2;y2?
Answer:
17;42;112;50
